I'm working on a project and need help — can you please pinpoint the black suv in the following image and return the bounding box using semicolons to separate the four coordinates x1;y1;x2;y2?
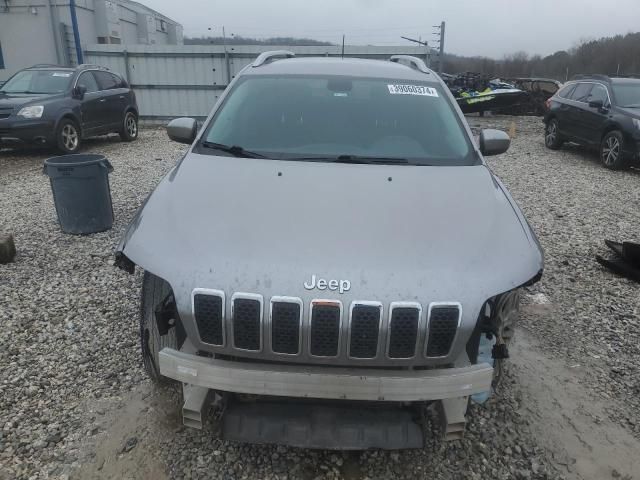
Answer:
0;64;138;153
544;74;640;170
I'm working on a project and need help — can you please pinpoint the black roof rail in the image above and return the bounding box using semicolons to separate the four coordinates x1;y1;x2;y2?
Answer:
76;64;110;71
389;55;431;74
252;51;295;68
571;74;611;81
29;63;65;68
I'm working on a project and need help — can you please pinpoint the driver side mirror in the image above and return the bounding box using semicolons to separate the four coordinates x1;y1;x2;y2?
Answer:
73;85;87;100
167;117;198;144
588;99;606;110
479;129;511;156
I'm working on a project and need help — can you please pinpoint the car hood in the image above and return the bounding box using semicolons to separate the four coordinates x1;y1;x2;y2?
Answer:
618;106;640;119
0;92;57;109
118;153;543;355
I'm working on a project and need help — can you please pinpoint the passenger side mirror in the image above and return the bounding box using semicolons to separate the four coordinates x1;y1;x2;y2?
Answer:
588;99;605;110
167;117;198;144
73;85;87;100
479;129;510;156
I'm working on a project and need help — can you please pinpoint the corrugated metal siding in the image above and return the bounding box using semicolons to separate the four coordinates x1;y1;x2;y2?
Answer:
84;44;433;119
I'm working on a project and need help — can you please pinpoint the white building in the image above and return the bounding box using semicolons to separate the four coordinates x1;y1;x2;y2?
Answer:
0;0;183;81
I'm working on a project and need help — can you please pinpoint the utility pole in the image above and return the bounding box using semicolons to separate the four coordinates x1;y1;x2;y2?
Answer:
341;35;345;59
222;26;231;84
432;21;445;74
400;36;429;67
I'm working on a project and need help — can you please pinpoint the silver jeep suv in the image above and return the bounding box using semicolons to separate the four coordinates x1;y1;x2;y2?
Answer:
116;51;543;449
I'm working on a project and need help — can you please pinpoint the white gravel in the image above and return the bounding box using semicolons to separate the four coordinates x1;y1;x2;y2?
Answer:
1;118;638;480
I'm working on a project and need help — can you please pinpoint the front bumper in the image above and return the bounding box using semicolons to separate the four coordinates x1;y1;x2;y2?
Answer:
158;347;493;402
0;118;55;144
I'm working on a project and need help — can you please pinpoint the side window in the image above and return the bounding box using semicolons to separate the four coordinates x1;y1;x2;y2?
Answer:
587;84;608;105
77;72;99;93
569;83;593;103
93;71;119;90
557;83;576;99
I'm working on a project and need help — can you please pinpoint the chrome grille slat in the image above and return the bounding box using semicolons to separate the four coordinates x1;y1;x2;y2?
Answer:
270;297;303;355
426;303;461;358
309;301;342;357
232;293;263;352
348;302;382;359
192;289;225;346
387;302;421;359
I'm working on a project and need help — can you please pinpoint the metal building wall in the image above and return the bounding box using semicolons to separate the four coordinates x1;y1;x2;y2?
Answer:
84;44;433;120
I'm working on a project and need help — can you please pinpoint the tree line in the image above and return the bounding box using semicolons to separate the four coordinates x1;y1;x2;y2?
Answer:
184;35;333;46
443;32;640;80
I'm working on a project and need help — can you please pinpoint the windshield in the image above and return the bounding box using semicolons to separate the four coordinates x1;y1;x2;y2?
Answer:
612;83;640;107
0;70;73;94
199;75;475;166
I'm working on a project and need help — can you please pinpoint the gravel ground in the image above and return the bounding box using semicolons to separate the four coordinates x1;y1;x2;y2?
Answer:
1;118;638;480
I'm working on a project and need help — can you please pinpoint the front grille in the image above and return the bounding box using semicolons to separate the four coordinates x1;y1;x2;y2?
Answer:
193;293;224;346
191;288;462;363
232;297;262;351
426;305;460;357
388;306;420;359
349;304;381;359
271;300;302;355
310;303;341;357
0;109;12;119
0;114;10;120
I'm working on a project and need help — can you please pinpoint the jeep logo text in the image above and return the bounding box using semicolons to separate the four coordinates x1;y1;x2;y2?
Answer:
304;274;351;294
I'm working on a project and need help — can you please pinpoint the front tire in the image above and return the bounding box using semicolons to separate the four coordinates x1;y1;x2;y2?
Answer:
56;119;81;154
600;131;629;170
140;272;182;384
544;118;563;150
119;111;138;142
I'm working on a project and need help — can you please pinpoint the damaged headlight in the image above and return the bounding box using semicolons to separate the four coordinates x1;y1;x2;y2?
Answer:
17;105;44;119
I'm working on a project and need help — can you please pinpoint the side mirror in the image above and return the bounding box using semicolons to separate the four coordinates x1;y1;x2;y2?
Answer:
73;85;87;100
588;99;604;110
167;117;198;144
479;129;511;156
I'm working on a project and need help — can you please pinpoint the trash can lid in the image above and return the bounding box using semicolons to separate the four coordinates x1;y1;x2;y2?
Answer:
44;154;107;167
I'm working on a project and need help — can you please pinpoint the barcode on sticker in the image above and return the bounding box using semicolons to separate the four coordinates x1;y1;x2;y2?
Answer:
387;84;438;97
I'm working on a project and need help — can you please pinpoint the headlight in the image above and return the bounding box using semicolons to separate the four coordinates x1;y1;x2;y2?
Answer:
633;118;640;131
17;105;44;119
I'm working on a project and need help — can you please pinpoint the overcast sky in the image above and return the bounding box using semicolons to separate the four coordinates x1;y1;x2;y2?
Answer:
148;0;639;58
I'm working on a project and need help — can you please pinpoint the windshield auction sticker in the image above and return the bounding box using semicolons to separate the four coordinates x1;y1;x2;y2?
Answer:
387;84;438;96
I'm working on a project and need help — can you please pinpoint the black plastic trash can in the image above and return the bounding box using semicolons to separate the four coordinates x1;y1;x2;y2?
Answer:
43;154;114;234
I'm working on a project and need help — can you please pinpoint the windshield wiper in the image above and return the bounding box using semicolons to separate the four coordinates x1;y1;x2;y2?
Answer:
621;104;640;108
334;155;410;165
201;141;265;158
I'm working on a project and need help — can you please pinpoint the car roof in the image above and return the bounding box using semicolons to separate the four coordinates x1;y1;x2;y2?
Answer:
242;57;441;84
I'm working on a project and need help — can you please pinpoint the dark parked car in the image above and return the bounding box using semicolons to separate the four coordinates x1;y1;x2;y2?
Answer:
544;74;640;170
0;64;138;153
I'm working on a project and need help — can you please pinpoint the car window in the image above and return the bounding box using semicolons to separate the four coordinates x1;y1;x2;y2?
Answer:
611;83;640;107
557;83;576;99
200;75;475;166
0;69;73;94
569;83;593;102
587;84;608;105
93;71;120;90
77;72;99;93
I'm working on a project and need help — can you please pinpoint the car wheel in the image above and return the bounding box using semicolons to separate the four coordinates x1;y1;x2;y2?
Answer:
56;119;81;154
600;131;629;170
119;111;138;142
544;118;563;150
140;271;183;384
